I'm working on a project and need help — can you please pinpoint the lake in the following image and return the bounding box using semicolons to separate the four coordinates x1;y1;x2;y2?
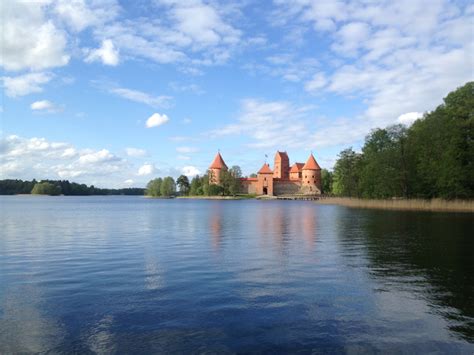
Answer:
0;196;473;353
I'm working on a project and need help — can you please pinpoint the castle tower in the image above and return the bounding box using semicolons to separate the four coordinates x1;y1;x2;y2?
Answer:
209;152;228;185
301;153;322;194
273;151;289;179
257;163;274;195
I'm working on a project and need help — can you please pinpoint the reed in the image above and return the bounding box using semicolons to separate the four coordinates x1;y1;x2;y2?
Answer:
317;197;474;213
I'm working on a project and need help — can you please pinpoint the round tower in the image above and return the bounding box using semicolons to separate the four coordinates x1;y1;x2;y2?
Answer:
301;153;321;194
209;152;228;185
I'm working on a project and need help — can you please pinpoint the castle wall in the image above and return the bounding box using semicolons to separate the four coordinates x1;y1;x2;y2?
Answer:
240;179;258;194
273;180;301;195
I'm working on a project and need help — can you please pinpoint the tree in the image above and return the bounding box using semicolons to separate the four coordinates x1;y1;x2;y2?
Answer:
229;165;242;196
146;178;162;197
321;169;333;194
189;175;202;195
160;176;176;197
332;148;362;197
31;182;62;195
176;175;190;195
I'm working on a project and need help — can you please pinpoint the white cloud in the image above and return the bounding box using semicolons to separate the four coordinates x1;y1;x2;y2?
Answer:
92;0;242;66
125;147;147;157
30;100;61;113
182;166;200;177
31;100;53;111
397;112;423;126
211;99;314;149
176;146;198;154
85;39;120;66
177;155;191;160
78;149;121;165
53;0;120;32
304;73;327;92
272;0;473;143
146;113;169;128
138;164;155;176
331;22;371;55
110;87;172;108
1;1;69;71
0;135;131;187
124;179;134;185
2;72;52;97
61;148;77;158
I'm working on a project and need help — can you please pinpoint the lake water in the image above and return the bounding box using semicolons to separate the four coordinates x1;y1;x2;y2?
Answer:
0;196;473;353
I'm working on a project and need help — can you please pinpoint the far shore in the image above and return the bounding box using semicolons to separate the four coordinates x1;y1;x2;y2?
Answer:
316;197;474;213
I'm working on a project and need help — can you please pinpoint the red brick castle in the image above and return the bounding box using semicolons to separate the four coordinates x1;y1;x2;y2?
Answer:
209;151;322;196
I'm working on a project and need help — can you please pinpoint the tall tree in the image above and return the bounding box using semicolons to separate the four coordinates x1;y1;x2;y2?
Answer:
146;178;162;197
160;177;176;197
176;175;190;195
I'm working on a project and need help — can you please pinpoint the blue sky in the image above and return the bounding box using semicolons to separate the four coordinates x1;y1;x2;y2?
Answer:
1;0;472;188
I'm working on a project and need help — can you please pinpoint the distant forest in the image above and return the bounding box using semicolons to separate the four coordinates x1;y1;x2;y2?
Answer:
323;82;473;200
0;179;144;196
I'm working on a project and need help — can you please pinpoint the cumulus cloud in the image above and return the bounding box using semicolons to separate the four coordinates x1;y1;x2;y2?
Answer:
30;100;61;113
397;112;423;126
85;39;120;66
2;72;52;97
1;1;69;71
138;164;155;176
182;166;200;177
124;179;134;185
109;87;173;108
146;113;169;128
0;134;146;188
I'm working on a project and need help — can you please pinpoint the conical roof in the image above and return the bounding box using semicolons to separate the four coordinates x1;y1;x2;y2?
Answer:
302;153;321;170
209;152;228;169
290;163;304;172
258;163;273;174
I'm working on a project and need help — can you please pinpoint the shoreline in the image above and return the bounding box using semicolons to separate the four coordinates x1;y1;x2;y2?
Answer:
316;197;474;213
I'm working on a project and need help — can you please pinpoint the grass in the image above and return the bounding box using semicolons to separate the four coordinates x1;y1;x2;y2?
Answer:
177;194;257;200
317;197;474;213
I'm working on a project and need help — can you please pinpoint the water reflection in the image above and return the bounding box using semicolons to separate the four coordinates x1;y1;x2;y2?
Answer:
335;208;474;341
1;196;473;352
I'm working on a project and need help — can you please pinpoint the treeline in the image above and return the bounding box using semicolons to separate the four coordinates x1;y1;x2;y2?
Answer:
0;179;145;196
323;82;473;199
146;166;243;197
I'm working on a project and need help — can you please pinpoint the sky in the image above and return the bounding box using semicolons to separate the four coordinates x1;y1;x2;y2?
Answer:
1;0;473;188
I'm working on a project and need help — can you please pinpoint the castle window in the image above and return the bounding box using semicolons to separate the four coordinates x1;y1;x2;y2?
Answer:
264;177;266;181
307;181;310;184
312;175;314;178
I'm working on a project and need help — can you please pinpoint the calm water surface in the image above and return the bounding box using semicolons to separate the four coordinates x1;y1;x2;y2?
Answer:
0;196;473;353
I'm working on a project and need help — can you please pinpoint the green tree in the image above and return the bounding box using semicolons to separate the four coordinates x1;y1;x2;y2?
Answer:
176;175;190;195
160;176;176;197
31;182;62;195
332;148;362;197
228;165;242;196
189;175;202;195
321;169;333;194
146;178;162;197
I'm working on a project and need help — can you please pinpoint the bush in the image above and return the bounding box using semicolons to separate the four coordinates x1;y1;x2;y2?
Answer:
31;182;62;196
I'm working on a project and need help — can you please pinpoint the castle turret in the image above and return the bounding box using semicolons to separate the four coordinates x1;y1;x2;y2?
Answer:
273;151;289;179
209;152;228;185
257;163;274;195
301;153;321;194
